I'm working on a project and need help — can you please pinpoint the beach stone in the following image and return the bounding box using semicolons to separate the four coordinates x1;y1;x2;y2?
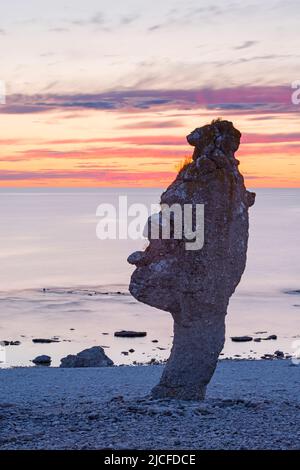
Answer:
128;120;255;400
87;413;99;420
60;346;113;368
114;330;147;338
231;336;253;342
32;355;51;366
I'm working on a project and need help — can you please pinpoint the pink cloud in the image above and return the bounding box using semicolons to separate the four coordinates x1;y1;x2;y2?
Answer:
0;86;293;115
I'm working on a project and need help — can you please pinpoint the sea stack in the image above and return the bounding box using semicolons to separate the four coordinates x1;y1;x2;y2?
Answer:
128;120;255;400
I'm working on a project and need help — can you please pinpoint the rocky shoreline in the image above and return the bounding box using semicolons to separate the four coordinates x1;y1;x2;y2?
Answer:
0;360;299;450
1;332;293;368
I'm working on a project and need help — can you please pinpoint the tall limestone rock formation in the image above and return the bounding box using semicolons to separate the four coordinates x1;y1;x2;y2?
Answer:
128;120;255;400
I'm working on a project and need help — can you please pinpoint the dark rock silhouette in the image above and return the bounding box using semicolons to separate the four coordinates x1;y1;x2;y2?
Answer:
32;355;51;366
60;346;113;368
128;120;255;400
32;338;60;344
231;336;253;342
114;330;147;338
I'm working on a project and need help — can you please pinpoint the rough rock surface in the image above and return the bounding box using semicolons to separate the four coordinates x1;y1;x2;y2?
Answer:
128;120;255;400
60;346;114;368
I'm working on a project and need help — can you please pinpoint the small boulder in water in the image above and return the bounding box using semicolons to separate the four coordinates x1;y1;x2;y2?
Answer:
274;350;284;358
1;340;21;346
32;338;60;344
60;346;113;368
32;355;51;366
114;330;147;338
231;336;253;342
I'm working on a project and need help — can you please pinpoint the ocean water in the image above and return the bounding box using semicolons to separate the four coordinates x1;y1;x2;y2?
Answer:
0;188;299;367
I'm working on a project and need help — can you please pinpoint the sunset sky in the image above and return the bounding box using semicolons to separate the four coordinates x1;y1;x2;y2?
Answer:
0;0;299;187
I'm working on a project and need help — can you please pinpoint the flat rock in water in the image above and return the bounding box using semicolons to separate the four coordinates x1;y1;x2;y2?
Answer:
231;336;253;342
32;338;60;344
114;330;147;338
1;340;21;346
60;346;114;368
284;289;300;295
263;335;277;340
32;355;51;365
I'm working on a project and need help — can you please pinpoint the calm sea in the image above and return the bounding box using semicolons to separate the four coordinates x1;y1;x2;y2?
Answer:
0;188;299;366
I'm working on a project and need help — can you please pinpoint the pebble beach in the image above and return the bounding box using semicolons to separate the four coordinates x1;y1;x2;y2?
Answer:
0;360;299;450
